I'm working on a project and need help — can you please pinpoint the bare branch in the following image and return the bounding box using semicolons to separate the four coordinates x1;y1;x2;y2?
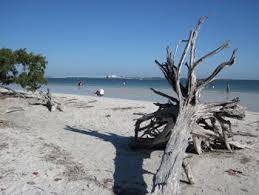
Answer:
154;60;163;67
186;16;207;101
175;31;194;102
182;158;195;184
0;85;25;98
166;46;172;62
189;16;208;68
193;41;229;69
150;88;179;103
193;16;208;38
190;16;207;60
173;40;188;63
178;31;193;70
196;49;237;91
155;59;180;96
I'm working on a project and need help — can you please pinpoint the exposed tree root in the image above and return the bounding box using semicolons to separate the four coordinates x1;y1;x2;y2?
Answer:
131;17;247;194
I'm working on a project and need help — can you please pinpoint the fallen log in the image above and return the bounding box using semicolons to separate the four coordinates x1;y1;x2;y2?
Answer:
30;89;64;112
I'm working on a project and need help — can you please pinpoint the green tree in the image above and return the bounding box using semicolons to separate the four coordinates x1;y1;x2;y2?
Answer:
0;48;17;85
0;48;47;91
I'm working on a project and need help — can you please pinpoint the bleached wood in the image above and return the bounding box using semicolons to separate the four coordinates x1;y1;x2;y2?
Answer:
132;16;246;195
182;158;195;185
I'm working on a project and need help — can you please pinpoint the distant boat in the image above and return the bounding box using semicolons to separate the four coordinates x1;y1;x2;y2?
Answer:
106;75;121;79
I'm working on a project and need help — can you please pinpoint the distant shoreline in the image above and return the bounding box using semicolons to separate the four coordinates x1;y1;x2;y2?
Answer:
46;76;259;81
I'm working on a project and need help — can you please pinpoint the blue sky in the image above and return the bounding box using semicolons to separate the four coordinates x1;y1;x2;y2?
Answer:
1;0;259;79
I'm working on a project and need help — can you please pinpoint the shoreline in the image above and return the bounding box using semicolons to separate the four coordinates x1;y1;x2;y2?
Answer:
6;84;259;111
51;90;259;112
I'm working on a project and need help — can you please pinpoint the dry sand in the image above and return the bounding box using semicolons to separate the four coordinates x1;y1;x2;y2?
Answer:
0;92;259;195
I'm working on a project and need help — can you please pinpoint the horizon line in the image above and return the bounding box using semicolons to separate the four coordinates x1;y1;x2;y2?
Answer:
45;76;259;81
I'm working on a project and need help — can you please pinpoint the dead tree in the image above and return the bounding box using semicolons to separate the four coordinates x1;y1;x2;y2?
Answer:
0;85;26;98
133;17;246;195
0;85;63;112
30;88;64;112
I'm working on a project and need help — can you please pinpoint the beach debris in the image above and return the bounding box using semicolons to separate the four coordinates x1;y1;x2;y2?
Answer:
241;188;248;192
54;178;62;181
240;156;251;164
182;158;194;184
33;186;45;191
32;172;39;176
76;105;94;108
88;100;97;104
0;143;8;150
133;112;147;116
44;89;64;112
30;89;64;112
111;106;145;111
233;131;258;137
132;17;247;194
0;85;25;98
63;99;96;108
5;107;25;114
225;169;243;176
27;181;36;185
0;120;10;128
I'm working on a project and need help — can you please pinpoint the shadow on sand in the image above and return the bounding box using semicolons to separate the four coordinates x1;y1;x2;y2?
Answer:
64;125;154;195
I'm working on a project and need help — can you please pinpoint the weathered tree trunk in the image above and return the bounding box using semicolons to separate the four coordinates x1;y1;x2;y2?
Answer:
43;89;64;112
0;85;25;98
133;16;246;195
152;107;194;194
29;88;64;112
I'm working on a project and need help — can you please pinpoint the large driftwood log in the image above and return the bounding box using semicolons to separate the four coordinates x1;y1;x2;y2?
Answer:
133;17;246;195
0;85;26;98
37;89;64;112
27;89;64;112
0;86;63;112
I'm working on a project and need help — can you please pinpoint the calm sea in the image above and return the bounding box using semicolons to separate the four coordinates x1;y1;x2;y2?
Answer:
47;78;259;93
11;78;259;111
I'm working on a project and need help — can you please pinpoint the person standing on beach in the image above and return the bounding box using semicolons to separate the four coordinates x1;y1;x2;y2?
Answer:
226;83;230;100
78;80;85;87
226;83;230;94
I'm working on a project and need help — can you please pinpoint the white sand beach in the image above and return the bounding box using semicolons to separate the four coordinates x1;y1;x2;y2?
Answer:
0;92;259;195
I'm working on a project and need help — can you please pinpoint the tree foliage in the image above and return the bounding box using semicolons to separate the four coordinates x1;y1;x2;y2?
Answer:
0;48;47;91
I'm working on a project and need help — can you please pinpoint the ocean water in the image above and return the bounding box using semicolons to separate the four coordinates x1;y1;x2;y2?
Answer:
9;78;259;111
47;78;259;93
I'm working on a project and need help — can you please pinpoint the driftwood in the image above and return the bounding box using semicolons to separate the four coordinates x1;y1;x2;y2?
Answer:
30;89;64;112
0;86;63;112
133;16;246;195
0;85;25;98
6;107;25;113
44;89;63;112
